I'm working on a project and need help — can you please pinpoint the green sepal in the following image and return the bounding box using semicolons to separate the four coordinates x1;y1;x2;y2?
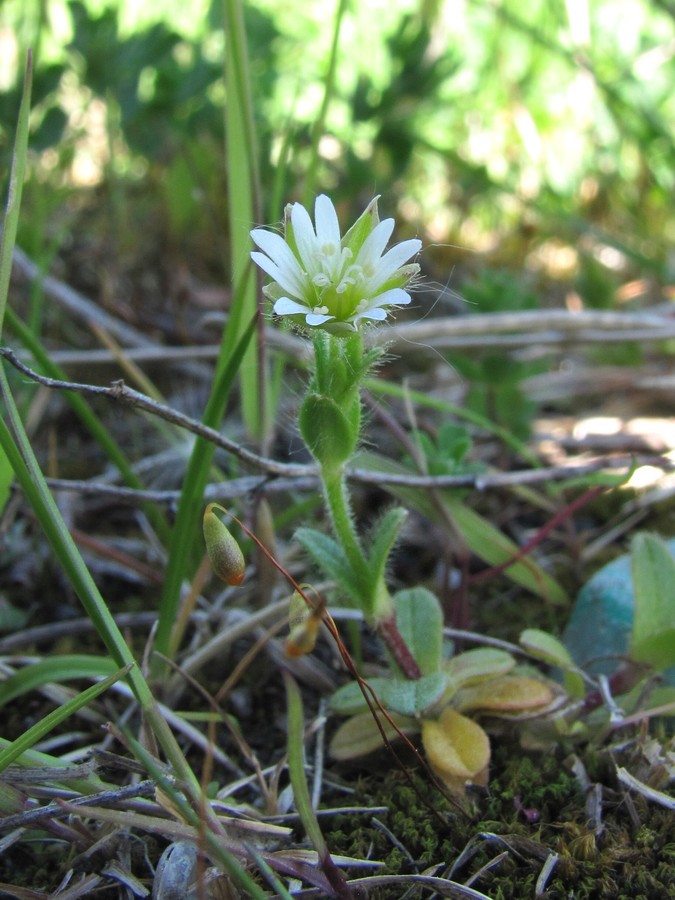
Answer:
341;195;380;256
378;262;420;295
282;201;300;260
392;587;444;675
298;393;358;467
294;527;363;605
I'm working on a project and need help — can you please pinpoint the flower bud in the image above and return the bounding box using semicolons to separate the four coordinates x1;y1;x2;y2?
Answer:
203;504;245;586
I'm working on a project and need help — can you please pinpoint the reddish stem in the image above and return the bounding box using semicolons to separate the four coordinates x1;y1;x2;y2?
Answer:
377;612;422;680
582;661;650;714
469;484;606;587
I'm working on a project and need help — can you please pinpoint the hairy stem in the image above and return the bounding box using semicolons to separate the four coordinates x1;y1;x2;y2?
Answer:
322;464;420;678
322;463;369;584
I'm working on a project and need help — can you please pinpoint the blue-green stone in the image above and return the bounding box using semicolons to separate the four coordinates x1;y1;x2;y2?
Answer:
563;538;675;686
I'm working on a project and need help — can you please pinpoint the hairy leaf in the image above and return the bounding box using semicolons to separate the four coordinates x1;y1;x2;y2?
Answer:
381;671;448;716
393;587;444;675
295;527;362;605
445;648;515;689
366;506;408;596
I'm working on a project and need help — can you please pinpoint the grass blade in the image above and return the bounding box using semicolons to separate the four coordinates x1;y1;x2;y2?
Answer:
154;313;257;660
0;53;32;336
0;60;209;798
284;671;351;899
0;666;132;772
0;53;32;514
4;306;169;540
0;654;120;707
223;0;265;440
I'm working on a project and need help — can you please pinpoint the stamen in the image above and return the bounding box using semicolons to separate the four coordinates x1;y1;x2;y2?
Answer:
336;276;355;294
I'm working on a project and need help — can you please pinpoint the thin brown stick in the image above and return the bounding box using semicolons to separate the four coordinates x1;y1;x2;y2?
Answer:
4;342;669;495
0;346;312;477
11;243;675;353
25;457;675;505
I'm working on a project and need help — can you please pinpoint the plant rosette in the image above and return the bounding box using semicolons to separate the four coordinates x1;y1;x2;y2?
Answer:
329;590;564;794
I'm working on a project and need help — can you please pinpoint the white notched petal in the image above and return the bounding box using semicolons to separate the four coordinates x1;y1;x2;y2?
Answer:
362;238;421;293
250;226;293;262
354;306;388;323
354;218;395;269
273;297;312;317
252;195;420;332
250;230;308;297
250;251;289;288
251;251;306;299
381;238;422;272
365;287;412;310
290;203;320;272
313;194;341;248
305;311;335;326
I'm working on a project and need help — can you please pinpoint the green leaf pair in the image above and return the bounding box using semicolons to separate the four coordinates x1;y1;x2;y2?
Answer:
299;332;382;470
295;507;409;620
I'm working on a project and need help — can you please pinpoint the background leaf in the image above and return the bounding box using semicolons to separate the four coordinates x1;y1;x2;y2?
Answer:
631;533;675;671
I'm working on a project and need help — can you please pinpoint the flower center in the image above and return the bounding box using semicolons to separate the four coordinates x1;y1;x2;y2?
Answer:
309;252;371;321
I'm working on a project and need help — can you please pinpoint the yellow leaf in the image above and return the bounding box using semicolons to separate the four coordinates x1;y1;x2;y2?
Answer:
455;676;553;714
445;648;515;688
421;708;490;792
329;711;418;761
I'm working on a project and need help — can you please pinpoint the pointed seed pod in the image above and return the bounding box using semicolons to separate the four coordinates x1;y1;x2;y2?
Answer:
203;504;245;586
285;589;324;658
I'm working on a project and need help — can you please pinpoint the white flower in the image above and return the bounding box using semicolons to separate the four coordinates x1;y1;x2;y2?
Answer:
250;195;421;333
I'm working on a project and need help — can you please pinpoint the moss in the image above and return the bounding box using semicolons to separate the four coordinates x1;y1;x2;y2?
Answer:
322;735;675;898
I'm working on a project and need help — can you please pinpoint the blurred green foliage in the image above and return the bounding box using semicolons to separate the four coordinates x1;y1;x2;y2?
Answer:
451;353;541;440
448;270;545;438
0;0;673;288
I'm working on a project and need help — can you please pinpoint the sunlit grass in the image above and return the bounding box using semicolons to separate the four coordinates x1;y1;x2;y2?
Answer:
3;0;671;262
